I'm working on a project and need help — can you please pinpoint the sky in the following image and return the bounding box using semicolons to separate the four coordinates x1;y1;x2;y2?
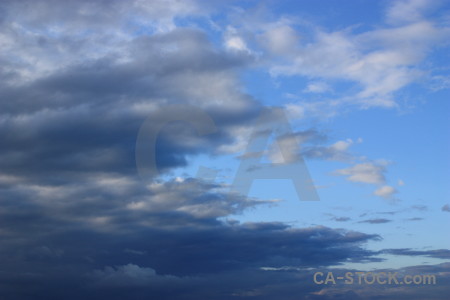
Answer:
0;0;449;299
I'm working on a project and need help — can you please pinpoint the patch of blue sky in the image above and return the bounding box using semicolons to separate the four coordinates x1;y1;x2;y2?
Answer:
159;0;450;271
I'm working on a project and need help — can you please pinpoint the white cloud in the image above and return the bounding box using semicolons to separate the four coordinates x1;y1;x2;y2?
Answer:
304;81;331;93
224;26;250;53
374;185;398;198
284;103;305;119
260;25;299;55
268;134;302;164
133;0;206;32
303;139;357;161
386;0;432;25
225;36;249;52
335;162;386;184
257;0;450;109
126;179;270;219
283;101;340;120
330;139;353;152
334;161;400;199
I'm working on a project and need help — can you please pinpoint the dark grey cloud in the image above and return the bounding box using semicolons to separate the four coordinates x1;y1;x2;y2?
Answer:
358;218;392;224
0;25;260;182
376;211;402;215
0;179;383;273
333;217;351;222
326;214;352;222
442;204;450;212
0;2;294;298
405;217;424;221
0;0;259;186
0;179;383;299
381;248;450;259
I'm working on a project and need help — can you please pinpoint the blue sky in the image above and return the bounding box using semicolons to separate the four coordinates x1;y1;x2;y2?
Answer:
171;0;450;269
0;0;449;299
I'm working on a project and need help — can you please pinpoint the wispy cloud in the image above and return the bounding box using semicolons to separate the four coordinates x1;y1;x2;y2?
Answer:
359;218;392;224
258;0;450;109
382;248;450;259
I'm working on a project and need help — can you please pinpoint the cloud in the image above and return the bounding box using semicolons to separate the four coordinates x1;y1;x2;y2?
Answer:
303;81;331;94
374;185;398;198
303;139;357;161
250;128;326;164
0;156;385;298
259;25;300;55
335;162;386;184
405;217;424;221
89;264;178;287
411;205;428;211
0;18;262;182
331;160;396;200
358;218;392;224
331;217;351;222
382;248;450;259
442;204;450;212
0;1;448;299
267;132;305;164
251;0;450;109
126;178;272;219
303;262;450;300
89;262;450;299
258;127;363;166
1;0;209;35
224;26;253;53
376;211;402;215
386;0;433;25
0;186;383;297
